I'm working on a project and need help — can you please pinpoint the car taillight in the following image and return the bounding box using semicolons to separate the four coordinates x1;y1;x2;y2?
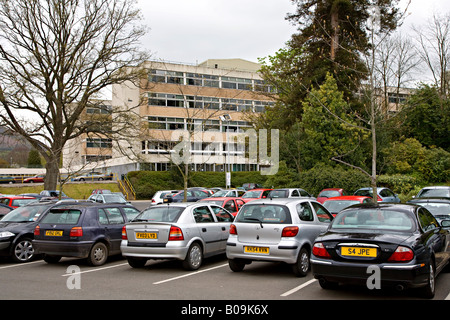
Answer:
122;226;127;240
168;226;184;241
229;224;237;235
377;195;382;201
388;246;414;262
70;227;83;237
282;226;299;237
34;226;40;236
312;242;331;258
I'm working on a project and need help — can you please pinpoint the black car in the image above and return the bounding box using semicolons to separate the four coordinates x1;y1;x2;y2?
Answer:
0;201;78;263
311;203;450;299
0;203;13;219
407;198;450;224
163;188;210;203
33;203;140;266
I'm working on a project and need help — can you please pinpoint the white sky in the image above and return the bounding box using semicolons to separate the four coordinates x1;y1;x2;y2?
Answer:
136;0;450;65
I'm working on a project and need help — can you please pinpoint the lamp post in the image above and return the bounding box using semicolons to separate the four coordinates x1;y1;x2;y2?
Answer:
219;114;231;189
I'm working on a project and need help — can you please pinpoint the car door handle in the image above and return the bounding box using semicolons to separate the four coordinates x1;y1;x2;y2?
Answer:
222;227;226;231
202;228;207;232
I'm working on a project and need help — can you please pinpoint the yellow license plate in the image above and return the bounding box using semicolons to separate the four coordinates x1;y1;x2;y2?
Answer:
45;230;63;236
244;246;269;255
136;232;157;239
341;247;377;257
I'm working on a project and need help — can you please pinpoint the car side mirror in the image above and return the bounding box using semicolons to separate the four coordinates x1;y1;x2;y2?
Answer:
441;220;450;228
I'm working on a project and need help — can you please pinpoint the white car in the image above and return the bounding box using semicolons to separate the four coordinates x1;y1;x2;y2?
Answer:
267;188;315;199
151;190;179;205
226;198;333;276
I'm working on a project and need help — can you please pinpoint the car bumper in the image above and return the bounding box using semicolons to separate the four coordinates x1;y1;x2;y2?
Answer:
226;237;299;264
120;240;189;261
311;258;430;288
33;240;93;258
0;240;12;256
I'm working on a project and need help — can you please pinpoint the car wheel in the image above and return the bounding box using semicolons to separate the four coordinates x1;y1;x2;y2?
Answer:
419;262;435;299
228;259;246;272
182;242;203;270
127;257;147;268
87;242;108;266
12;238;34;263
292;247;310;277
43;255;61;264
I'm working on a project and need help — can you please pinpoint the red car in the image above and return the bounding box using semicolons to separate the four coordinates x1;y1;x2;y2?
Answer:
316;188;346;204
322;195;372;216
199;197;245;216
23;174;45;183
0;195;37;208
239;188;273;203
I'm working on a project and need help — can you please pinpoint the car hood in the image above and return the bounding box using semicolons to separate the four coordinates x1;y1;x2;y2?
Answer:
0;221;34;232
318;229;415;246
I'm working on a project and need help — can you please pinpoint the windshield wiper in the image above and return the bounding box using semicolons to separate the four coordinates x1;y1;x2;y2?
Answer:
244;217;264;228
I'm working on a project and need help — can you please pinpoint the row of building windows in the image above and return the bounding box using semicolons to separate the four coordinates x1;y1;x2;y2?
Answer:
148;93;273;112
141;140;246;155
148;69;274;93
139;162;258;173
147;116;251;132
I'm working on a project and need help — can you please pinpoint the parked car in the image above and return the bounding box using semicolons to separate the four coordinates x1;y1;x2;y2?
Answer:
240;188;273;203
151;190;179;205
317;188;346;204
199;197;245;216
211;189;246;198
163;188;210;203
121;202;234;270
73;172;113;181
323;196;372;216
226;198;333;276
0;176;15;184
33;203;140;266
414;186;450;198
0;203;13;219
23;174;45;183
0;201;79;262
268;188;315;199
407;197;450;225
354;187;400;203
39;190;73;201
311;203;450;298
0;195;37;209
88;193;129;205
242;183;264;191
91;189;112;195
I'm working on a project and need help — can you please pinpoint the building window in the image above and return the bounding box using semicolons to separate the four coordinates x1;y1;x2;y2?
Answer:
149;70;183;84
86;138;112;148
148;116;185;130
221;77;252;90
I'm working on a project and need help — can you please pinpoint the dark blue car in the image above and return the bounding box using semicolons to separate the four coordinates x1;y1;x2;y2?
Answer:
33;203;140;266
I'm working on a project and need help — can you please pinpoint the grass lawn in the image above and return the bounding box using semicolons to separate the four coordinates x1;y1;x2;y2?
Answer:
0;182;121;200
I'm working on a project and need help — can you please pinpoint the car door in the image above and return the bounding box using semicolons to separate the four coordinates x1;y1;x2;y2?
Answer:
98;207;125;253
209;205;233;251
192;205;222;254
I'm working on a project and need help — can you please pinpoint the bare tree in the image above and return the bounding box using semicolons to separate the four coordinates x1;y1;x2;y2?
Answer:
0;0;149;190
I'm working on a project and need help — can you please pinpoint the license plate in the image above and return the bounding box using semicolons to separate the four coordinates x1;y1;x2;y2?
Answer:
136;232;157;240
244;246;269;255
45;230;63;236
341;246;377;257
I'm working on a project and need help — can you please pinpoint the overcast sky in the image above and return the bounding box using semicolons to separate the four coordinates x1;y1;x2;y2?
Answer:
136;0;450;65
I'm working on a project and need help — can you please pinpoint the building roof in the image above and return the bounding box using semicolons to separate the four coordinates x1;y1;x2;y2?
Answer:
198;59;261;72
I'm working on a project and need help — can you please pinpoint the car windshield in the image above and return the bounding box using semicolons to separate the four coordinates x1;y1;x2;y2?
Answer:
417;188;450;198
269;190;288;198
323;200;360;213
1;205;50;222
211;190;231;197
11;198;37;207
414;203;450;217
201;200;224;206
242;190;262;198
318;190;341;198
235;204;292;224
331;209;415;231
135;206;184;222
102;195;127;203
41;209;82;225
354;189;373;197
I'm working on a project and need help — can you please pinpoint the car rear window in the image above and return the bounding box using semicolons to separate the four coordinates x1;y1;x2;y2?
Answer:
235;204;292;224
41;209;82;225
135;206;184;222
331;209;415;231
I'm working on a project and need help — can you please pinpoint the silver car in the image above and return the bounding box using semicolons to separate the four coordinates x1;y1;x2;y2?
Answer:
226;198;333;276
121;202;234;270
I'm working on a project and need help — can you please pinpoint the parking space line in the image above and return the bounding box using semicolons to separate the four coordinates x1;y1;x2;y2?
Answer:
61;262;129;277
446;292;450;300
280;279;317;297
153;263;228;285
0;261;43;270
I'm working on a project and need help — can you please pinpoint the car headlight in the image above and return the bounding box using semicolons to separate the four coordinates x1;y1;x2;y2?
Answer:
0;231;15;239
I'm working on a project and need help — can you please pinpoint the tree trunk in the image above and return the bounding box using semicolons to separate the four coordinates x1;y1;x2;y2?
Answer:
330;9;339;61
44;153;61;191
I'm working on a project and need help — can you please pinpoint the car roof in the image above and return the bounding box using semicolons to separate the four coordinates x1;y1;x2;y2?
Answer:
420;186;450;189
341;202;417;212
408;198;450;203
0;195;36;199
242;198;312;205
200;197;241;201
324;196;371;201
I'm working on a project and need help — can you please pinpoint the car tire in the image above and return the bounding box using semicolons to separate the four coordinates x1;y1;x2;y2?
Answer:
419;262;435;299
228;259;246;272
87;242;108;266
127;257;147;268
182;242;203;270
43;255;61;264
292;247;310;277
12;237;35;263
